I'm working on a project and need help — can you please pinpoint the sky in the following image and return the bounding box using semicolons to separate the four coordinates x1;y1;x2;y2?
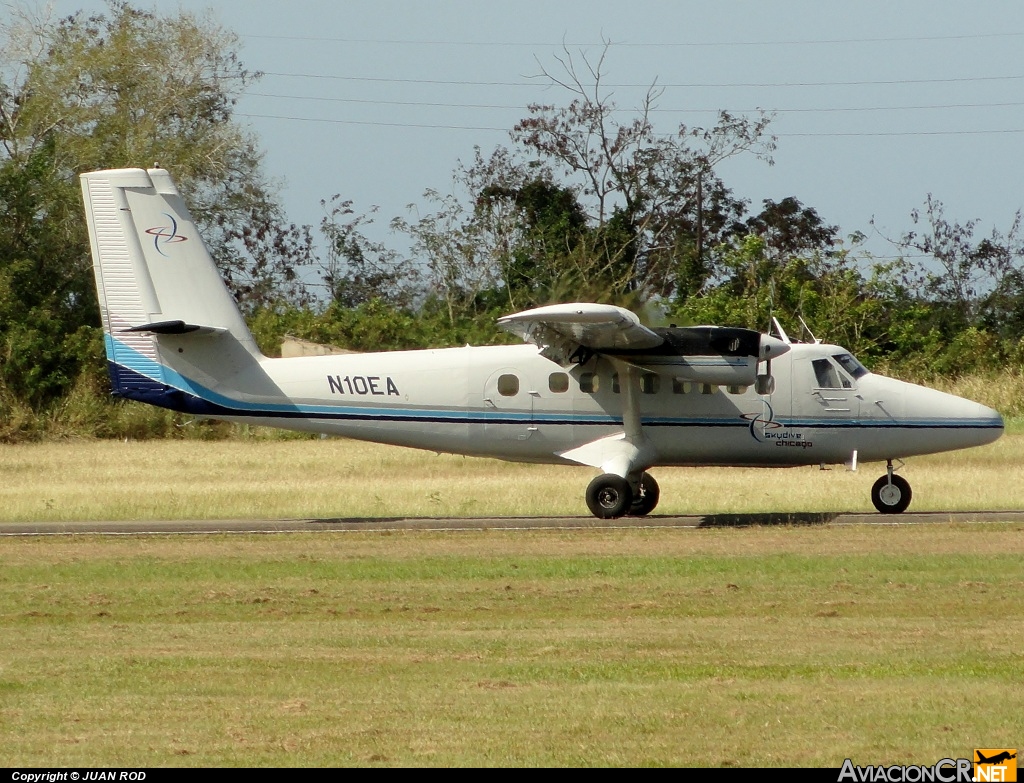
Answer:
36;0;1024;264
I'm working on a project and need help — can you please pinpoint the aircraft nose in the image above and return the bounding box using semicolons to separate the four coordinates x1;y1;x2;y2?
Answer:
900;381;1005;450
957;398;1004;447
981;402;1004;435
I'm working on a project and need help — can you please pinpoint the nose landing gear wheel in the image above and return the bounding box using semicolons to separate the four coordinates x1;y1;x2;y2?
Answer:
871;474;912;514
586;474;633;519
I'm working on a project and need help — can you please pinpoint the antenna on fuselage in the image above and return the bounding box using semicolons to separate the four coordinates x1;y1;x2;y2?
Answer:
798;316;821;344
771;316;792;345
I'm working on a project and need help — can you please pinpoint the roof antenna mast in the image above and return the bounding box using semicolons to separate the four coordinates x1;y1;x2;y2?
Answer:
798;315;821;344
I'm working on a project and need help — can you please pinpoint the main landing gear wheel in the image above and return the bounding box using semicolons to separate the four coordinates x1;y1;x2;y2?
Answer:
871;474;912;514
586;474;633;519
629;472;660;517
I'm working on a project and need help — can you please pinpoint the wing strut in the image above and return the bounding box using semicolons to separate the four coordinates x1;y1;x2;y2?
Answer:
557;358;657;481
616;360;644;445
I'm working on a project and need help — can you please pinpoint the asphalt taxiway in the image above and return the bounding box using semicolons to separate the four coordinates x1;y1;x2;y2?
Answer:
1;511;1022;536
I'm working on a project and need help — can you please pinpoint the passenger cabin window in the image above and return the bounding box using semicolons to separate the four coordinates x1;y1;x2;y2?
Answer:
811;359;850;389
701;384;718;395
579;372;599;393
727;385;748;395
672;378;691;394
640;373;660;394
611;373;620;394
497;373;519;396
548;372;569;393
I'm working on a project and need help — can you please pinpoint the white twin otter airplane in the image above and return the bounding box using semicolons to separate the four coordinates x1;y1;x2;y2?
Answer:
81;168;1004;519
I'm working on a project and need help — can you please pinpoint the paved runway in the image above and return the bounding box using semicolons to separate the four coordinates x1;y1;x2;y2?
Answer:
2;511;1022;536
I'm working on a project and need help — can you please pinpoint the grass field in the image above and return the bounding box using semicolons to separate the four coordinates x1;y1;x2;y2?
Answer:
0;427;1021;767
0;525;1021;766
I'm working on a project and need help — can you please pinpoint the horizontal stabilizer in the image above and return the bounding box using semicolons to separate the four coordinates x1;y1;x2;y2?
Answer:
122;320;226;336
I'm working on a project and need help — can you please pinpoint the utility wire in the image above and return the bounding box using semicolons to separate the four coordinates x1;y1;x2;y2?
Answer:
239;111;1024;136
261;71;1024;89
243;31;1024;47
248;91;1024;116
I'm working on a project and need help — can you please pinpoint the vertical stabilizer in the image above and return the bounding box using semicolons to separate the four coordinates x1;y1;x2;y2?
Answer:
81;168;264;403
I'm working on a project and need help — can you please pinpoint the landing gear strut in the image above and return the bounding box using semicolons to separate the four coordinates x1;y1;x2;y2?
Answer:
871;460;912;514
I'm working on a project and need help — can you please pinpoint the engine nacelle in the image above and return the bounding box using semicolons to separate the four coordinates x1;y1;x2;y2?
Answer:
625;326;790;388
669;355;759;387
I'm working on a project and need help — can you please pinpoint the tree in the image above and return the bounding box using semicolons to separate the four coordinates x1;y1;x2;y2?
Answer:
744;197;839;262
681;197;840;331
673;232;907;363
334;42;790;332
0;1;310;411
318;196;418;309
383;45;775;317
899;195;1024;330
475;171;589;307
509;42;775;300
0;137;96;408
392;186;505;327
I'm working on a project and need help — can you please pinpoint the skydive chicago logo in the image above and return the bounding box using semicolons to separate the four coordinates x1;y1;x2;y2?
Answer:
145;212;188;256
741;400;813;448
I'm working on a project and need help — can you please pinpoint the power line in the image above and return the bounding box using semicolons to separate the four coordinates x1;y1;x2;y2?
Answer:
239;111;1024;137
261;70;1024;89
778;128;1024;137
769;101;1024;115
249;92;519;110
248;91;1024;116
243;31;1024;48
238;112;509;131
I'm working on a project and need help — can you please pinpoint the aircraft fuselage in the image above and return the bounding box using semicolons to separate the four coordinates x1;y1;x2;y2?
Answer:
128;334;1003;469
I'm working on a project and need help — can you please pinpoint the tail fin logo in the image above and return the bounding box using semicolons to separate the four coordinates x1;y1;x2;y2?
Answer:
145;212;188;257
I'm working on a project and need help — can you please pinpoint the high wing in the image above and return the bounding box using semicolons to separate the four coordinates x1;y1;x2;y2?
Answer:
497;303;663;364
498;302;789;385
498;302;792;500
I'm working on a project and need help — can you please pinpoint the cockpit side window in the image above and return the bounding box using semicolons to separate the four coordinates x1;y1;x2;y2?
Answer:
833;353;869;379
812;358;846;389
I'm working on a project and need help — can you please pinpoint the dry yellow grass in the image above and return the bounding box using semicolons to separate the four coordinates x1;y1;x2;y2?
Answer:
908;370;1024;418
0;420;1020;522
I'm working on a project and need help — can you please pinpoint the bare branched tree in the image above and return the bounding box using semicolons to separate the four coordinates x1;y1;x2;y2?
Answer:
508;40;776;298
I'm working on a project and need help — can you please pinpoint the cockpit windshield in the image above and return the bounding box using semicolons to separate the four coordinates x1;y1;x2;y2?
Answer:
833;353;869;379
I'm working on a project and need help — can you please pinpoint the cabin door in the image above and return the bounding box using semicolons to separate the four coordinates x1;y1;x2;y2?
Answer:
482;368;535;440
